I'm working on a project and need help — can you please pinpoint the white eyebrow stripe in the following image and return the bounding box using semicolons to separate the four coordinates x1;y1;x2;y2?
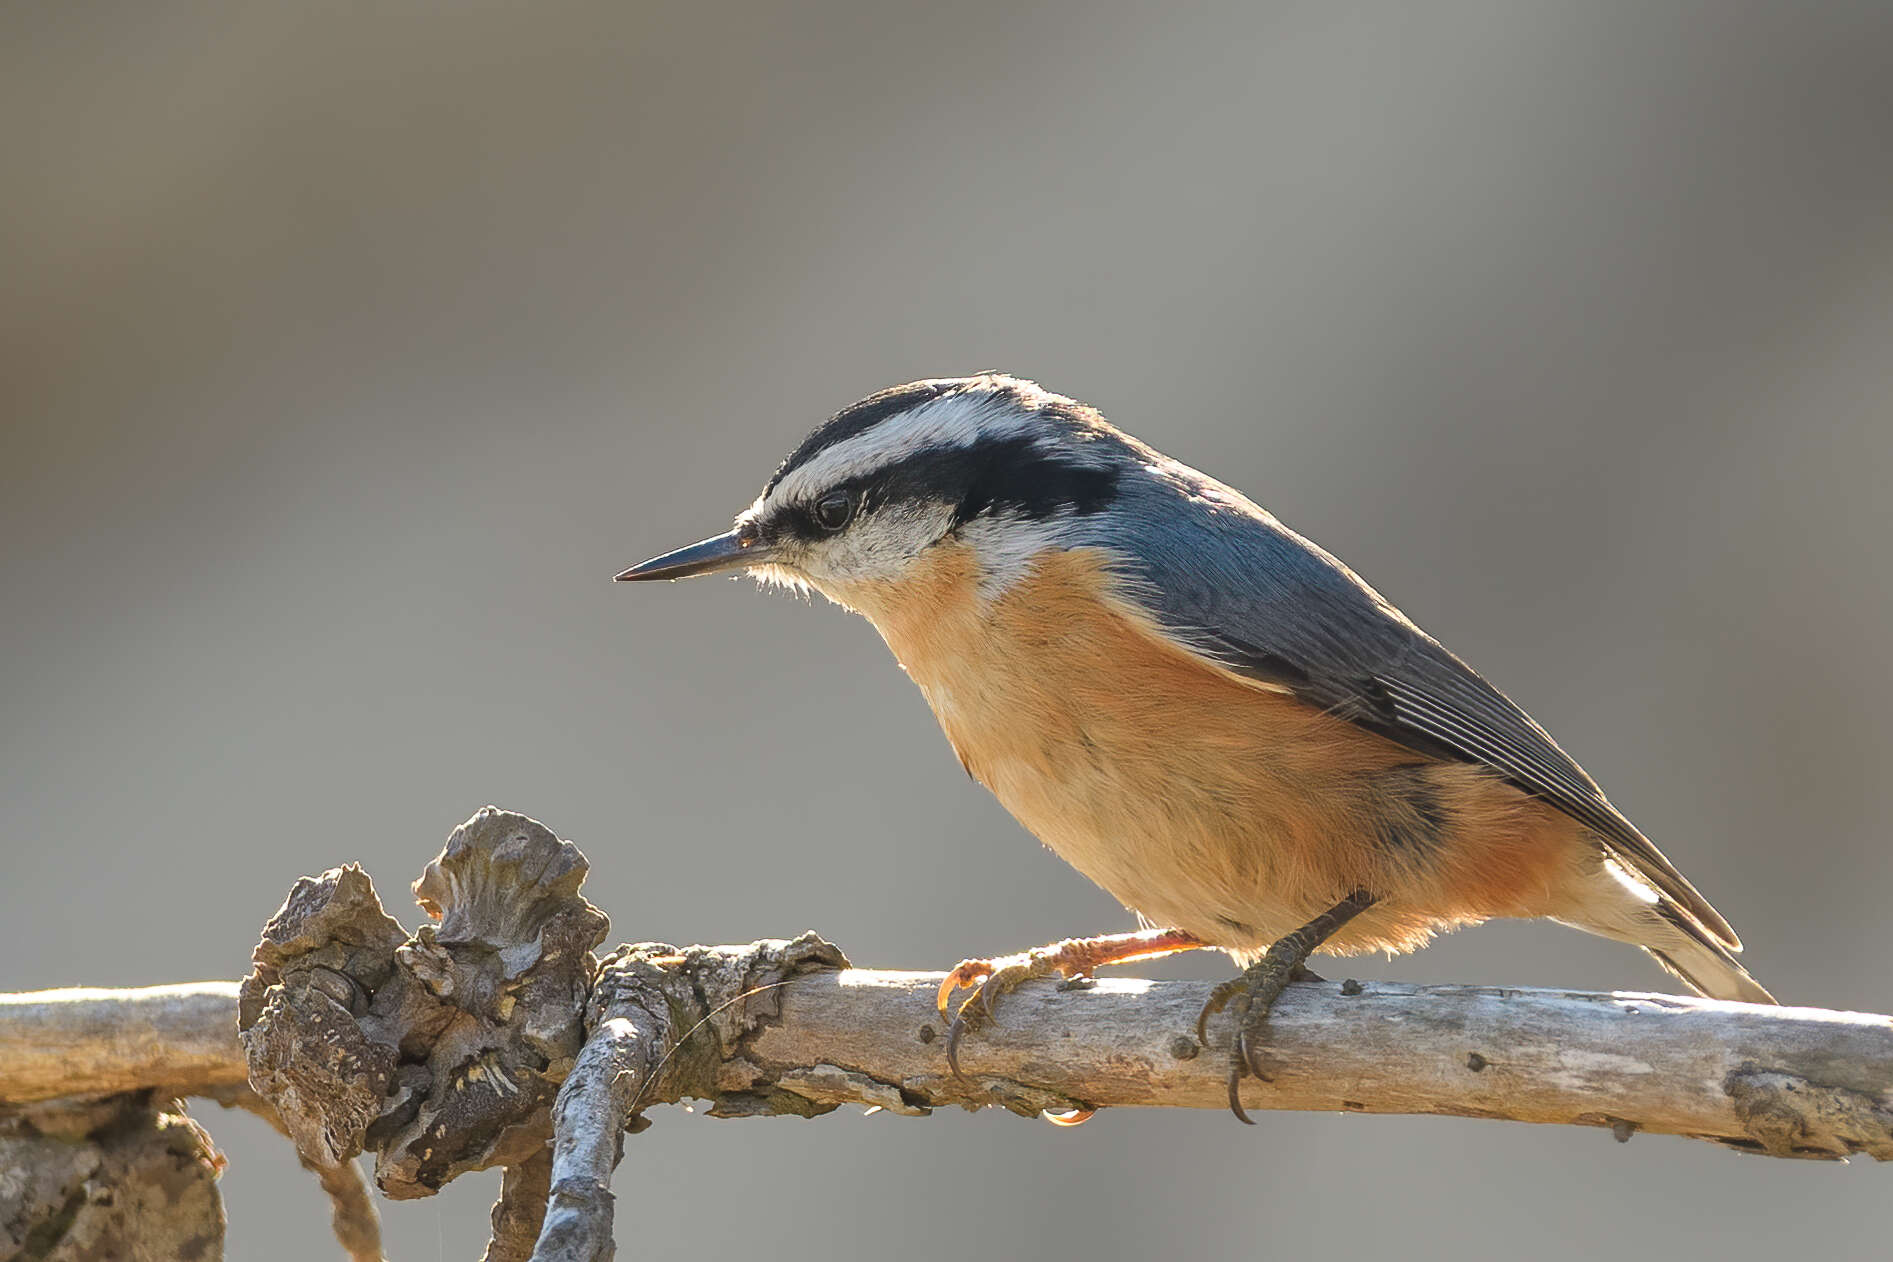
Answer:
768;389;1039;505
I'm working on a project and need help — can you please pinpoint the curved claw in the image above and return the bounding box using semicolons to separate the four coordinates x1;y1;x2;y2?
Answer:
945;1011;972;1082
944;964;1022;1082
1196;979;1238;1047
936;962;993;1023
1227;1047;1254;1124
1243;1018;1275;1081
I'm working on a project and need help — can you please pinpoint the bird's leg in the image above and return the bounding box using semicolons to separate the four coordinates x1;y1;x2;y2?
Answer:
1196;891;1375;1124
939;927;1206;1078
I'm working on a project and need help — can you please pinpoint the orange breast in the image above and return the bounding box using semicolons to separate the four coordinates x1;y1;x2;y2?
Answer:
829;545;1590;956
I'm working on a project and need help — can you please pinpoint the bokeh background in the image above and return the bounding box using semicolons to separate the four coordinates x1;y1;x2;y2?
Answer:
5;2;1892;1258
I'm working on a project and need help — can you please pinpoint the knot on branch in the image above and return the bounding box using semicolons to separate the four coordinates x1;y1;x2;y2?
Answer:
239;807;608;1200
1725;1067;1893;1161
589;935;854;1118
576;937;1083;1121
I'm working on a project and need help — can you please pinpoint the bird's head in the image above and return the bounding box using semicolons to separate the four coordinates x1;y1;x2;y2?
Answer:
617;375;1134;612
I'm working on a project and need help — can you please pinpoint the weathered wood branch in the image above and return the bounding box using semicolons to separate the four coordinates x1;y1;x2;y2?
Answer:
4;807;1889;1261
7;964;1890;1156
0;984;385;1260
0;981;246;1105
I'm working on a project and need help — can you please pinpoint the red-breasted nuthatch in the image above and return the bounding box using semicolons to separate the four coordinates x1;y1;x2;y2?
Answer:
619;374;1773;1117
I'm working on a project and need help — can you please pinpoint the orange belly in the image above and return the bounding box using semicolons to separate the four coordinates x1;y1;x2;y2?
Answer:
827;545;1593;957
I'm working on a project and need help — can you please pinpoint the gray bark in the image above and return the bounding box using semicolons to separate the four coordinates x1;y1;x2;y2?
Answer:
4;807;1888;1262
9;966;1890;1164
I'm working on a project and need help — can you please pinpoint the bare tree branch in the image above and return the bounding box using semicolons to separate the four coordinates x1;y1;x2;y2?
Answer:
727;966;1893;1159
0;981;245;1105
6;966;1889;1160
5;807;1890;1262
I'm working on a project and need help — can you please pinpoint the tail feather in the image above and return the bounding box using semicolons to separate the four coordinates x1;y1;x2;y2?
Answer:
1559;856;1777;1004
1644;930;1776;1005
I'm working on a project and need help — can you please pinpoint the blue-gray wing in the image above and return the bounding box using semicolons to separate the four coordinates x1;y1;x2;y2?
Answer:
1088;463;1738;947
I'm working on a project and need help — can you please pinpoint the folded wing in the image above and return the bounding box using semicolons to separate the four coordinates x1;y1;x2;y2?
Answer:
1092;463;1739;948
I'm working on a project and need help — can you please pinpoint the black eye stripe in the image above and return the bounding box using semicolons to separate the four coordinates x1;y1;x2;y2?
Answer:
898;437;1120;527
768;441;1119;544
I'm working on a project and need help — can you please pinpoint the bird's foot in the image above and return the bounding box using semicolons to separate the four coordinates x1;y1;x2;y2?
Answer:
1194;891;1376;1124
937;928;1204;1080
937;948;1077;1080
1194;954;1321;1123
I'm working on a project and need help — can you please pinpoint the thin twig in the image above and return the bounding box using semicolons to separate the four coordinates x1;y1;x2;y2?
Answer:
230;1084;386;1262
485;1143;553;1262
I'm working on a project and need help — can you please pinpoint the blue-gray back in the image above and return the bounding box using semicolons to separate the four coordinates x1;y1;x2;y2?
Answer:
1073;453;1737;946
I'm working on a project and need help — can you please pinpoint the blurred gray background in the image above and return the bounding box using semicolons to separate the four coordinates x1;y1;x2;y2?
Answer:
4;1;1891;1258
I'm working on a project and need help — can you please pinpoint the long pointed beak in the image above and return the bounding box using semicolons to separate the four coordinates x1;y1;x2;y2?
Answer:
615;529;774;582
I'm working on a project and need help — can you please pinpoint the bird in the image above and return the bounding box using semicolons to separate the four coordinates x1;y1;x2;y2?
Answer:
617;373;1775;1118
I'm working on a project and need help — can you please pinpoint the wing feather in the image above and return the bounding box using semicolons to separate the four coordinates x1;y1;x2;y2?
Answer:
1088;460;1739;948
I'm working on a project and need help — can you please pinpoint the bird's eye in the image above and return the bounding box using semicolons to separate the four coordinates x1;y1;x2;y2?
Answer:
812;490;854;532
